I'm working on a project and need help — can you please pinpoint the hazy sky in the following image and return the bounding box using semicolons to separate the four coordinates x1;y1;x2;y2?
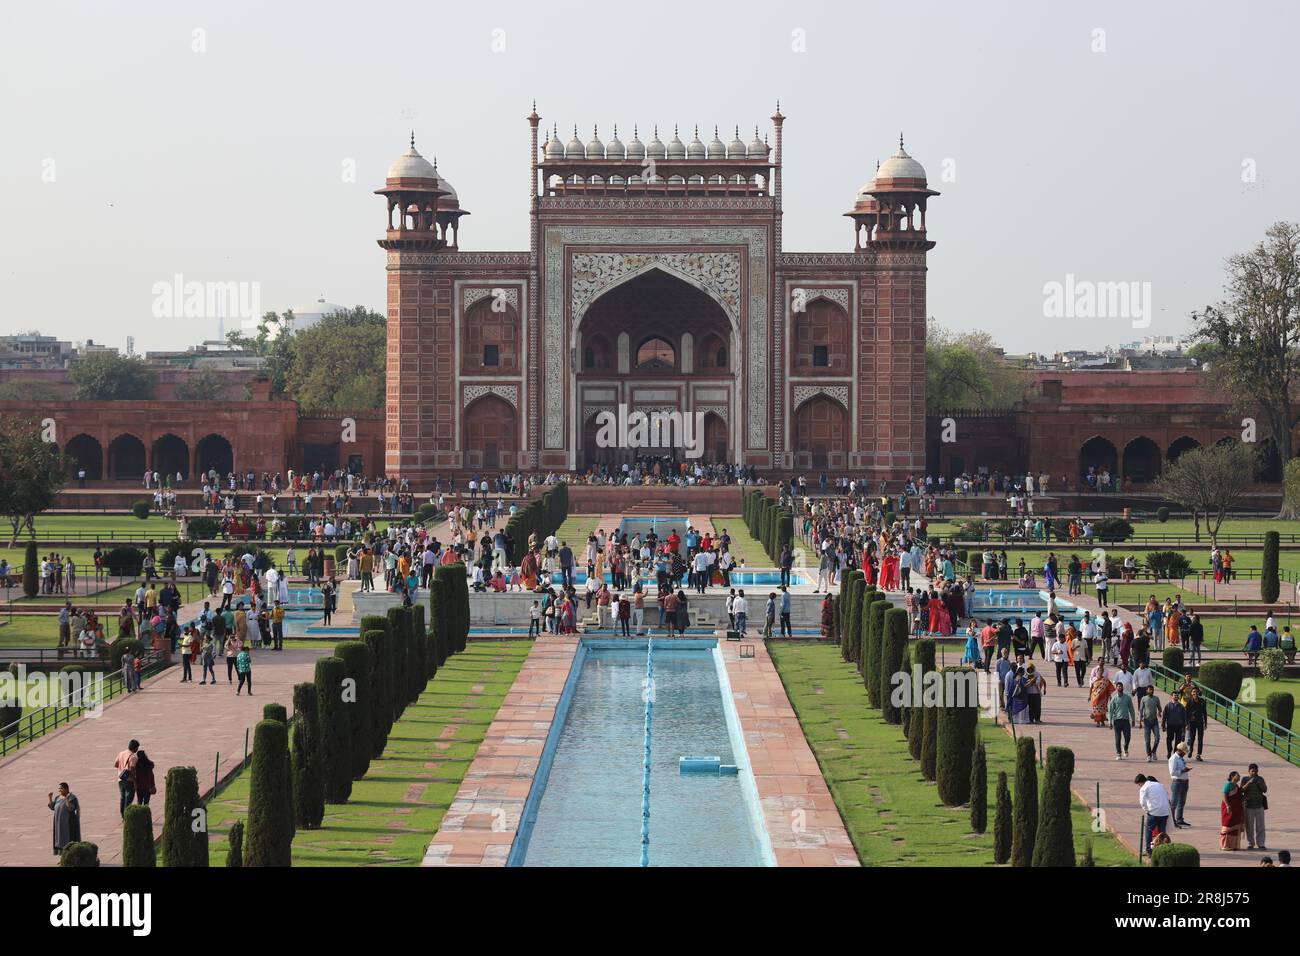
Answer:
1;0;1293;354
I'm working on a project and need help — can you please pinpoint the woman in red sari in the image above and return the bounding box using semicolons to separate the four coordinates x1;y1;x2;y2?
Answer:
1220;772;1246;850
861;551;876;586
1088;663;1113;725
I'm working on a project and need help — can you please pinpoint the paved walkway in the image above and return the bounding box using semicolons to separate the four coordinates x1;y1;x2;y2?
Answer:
904;572;1300;865
0;645;327;865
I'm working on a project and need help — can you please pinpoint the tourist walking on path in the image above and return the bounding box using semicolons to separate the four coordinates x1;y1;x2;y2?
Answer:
1221;772;1246;850
235;644;253;695
1162;692;1188;757
114;739;139;816
132;748;157;807
200;635;217;684
224;633;240;684
1109;682;1135;758
1168;743;1191;828
1139;687;1162;761
48;782;81;857
1186;688;1207;761
1088;662;1112;726
1241;763;1268;850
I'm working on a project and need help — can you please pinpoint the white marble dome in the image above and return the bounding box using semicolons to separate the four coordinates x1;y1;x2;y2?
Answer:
387;143;437;180
876;140;927;181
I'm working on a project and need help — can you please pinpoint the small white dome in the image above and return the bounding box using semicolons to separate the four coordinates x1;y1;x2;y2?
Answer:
876;137;927;181
431;160;458;204
667;127;686;159
544;125;564;160
586;126;605;159
565;127;586;159
706;127;726;159
647;127;666;160
626;127;646;161
687;127;706;159
727;127;747;159
606;126;626;159
387;141;437;180
748;129;768;159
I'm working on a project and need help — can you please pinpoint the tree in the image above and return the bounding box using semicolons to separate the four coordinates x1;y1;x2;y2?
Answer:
121;805;155;867
315;656;353;803
908;640;936;760
921;702;938;781
1011;737;1038;868
1192;221;1300;514
926;322;1031;413
68;351;157;400
1262;530;1281;603
360;627;392;759
936;668;979;805
175;367;233;402
1155;442;1254;545
1285;459;1300;523
840;572;863;662
160;766;208;867
993;771;1012;864
879;608;909;724
970;740;988;834
245;719;294;866
226;820;244;867
1032;746;1076;867
333;641;374;779
0;417;66;546
22;540;38;598
0;379;61;401
291;682;325;829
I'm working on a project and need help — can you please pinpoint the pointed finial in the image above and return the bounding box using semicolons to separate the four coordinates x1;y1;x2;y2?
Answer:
899;132;905;150
410;130;415;150
634;123;639;137
613;123;618;137
674;123;678;135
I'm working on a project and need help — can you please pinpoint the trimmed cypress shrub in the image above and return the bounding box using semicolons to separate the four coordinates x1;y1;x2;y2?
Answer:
22;540;38;598
868;599;890;704
360;629;391;759
160;766;208;867
405;606;424;704
58;841;99;866
245;719;293;866
1197;660;1244;701
446;563;470;652
1156;506;1170;523
921;702;938;780
1081;838;1095;866
263;703;288;724
993;771;1012;864
1262;530;1281;604
899;643;914;735
1011;737;1038;868
909;640;936;760
334;641;374;779
970;740;988;833
315;656;353;804
1151;843;1201;867
841;573;863;663
429;575;451;669
1267;692;1295;730
1162;647;1184;673
1032;746;1076;867
291;682;325;828
226;820;244;867
836;570;857;653
880;608;909;724
385;607;408;722
936;668;979;804
411;604;435;681
121;804;155;867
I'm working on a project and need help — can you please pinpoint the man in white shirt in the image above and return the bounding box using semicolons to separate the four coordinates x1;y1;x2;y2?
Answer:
732;590;749;635
1133;663;1154;700
1137;774;1173;852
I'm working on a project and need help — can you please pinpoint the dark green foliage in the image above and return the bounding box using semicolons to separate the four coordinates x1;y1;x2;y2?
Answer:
1150;843;1201;866
22;540;38;598
1032;746;1076;867
921;703;938;781
314;656;353;804
1081;838;1095;866
58;841;99;867
404;606;424;704
411;604;432;681
108;636;146;670
385;607;407;722
1267;691;1295;730
1155;506;1170;523
1162;647;1184;672
502;481;568;564
936;668;979;804
970;740;988;833
908;640;936;760
1011;737;1038;868
1197;660;1244;701
839;572;863;662
360;629;391;760
879;608;909;724
121;805;155;867
334;641;374;779
132;500;151;520
868;599;890;706
258;702;295;838
1262;530;1281;603
245;719;293;866
160;766;208;867
263;703;288;724
0;701;20;737
429;575;451;669
291;682;324;829
993;772;1012;864
226;820;244;867
1146;550;1191;580
102;545;146;576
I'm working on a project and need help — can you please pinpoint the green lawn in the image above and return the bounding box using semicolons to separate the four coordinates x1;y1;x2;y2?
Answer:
206;640;532;866
768;641;1134;866
710;516;770;568
553;515;599;548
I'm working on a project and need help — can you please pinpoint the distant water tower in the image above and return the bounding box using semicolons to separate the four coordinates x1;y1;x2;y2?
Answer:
126;335;135;356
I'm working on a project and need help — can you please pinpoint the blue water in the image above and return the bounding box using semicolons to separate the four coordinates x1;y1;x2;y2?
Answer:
518;643;768;867
967;588;1084;624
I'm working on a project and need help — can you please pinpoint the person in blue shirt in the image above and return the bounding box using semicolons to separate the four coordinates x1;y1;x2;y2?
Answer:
1263;626;1280;649
1245;625;1263;667
779;585;792;638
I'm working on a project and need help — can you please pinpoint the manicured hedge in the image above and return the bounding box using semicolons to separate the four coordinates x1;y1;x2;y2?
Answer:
245;719;293;866
361;628;392;759
121;805;155;867
226;819;244;867
1267;692;1295;731
1262;530;1281;604
315;656;353;804
970;740;988;834
1162;647;1184;673
504;482;568;564
879;608;909;724
334;641;374;779
1011;737;1037;868
291;682;325;829
160;766;208;867
22;540;38;598
868;599;890;705
1197;661;1244;701
1150;843;1200;867
993;771;1012;864
839;572;863;662
921;704;938;781
58;842;99;867
386;607;409;722
935;667;979;804
1032;746;1075;867
908;640;936;761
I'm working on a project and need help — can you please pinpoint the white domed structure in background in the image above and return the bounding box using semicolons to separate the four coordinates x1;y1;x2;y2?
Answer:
278;297;348;336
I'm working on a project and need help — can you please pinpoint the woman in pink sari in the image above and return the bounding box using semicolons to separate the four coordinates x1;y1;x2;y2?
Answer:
1220;772;1246;850
1088;663;1113;726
